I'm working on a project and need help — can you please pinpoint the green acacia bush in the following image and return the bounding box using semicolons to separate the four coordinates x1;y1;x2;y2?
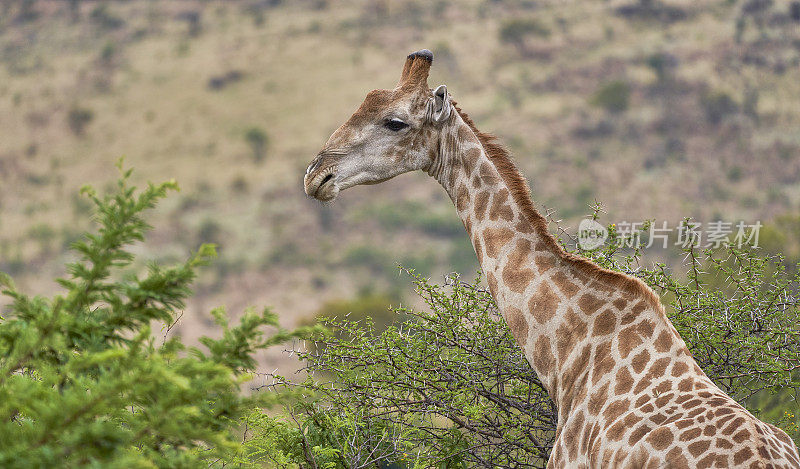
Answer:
255;221;800;468
0;164;320;468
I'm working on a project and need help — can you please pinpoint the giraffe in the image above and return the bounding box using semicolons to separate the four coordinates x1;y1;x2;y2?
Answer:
303;49;800;468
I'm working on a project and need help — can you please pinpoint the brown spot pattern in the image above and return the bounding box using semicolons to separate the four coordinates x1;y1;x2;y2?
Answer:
551;270;580;297
530;280;560;324
637;319;655;339
479;161;499;185
505;307;529;347
646;427;674;451
632;349;650;374
489;189;514;221
629;425;651;446
666;447;690;469
603;398;630;423
592;341;616;385
592;309;617;336
515;220;534;233
482;227;514;257
533;336;555;373
578;293;604;315
615;367;634;394
618;324;644;359
534;254;555;273
474;191;490;220
556;308;587;363
502;239;536;293
654;330;674;353
678;378;694;392
650;357;670;377
672;361;689;377
462;147;480;175
564;412;584;461
588;382;609;415
457;124;474;142
734;448;753;465
688;439;711;457
455;183;469;212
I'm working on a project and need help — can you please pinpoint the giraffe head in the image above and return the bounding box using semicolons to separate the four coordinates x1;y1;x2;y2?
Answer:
304;49;452;201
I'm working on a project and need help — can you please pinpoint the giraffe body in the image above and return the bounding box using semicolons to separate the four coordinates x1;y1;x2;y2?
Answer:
304;50;800;468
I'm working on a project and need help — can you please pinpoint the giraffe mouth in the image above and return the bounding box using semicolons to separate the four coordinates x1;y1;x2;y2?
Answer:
304;167;339;201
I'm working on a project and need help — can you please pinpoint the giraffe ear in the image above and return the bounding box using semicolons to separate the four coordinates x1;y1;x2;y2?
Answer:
430;84;451;124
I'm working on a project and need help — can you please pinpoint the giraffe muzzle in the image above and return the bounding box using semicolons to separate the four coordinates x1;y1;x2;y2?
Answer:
304;165;339;201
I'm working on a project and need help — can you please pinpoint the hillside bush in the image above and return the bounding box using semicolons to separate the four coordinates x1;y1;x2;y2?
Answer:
700;89;739;125
89;4;125;30
0;164;320;467
591;80;631;113
499;18;551;56
67;106;94;136
244;126;269;163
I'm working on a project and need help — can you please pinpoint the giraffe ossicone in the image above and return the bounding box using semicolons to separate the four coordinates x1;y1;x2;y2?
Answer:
303;49;800;468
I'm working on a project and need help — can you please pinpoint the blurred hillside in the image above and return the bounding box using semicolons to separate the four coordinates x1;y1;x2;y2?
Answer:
1;0;799;363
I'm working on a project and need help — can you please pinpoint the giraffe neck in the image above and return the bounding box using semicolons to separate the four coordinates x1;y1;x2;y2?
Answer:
429;111;680;419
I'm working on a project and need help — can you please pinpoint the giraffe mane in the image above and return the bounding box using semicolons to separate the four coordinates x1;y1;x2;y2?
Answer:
453;104;662;310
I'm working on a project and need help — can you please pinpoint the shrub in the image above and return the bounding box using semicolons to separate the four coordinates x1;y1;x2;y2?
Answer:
26;222;56;256
99;42;117;65
67;106;94;136
645;52;678;82
0;164;319;467
176;10;202;36
207;70;244;91
14;0;40;24
615;0;688;23
590;80;631;113
700;89;739;125
342;244;391;274
197;218;224;245
89;4;125;30
230;175;249;194
499;18;551;55
244;126;269;163
727;165;743;182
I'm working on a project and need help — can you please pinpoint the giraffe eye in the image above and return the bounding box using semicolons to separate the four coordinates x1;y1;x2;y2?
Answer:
384;118;409;131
